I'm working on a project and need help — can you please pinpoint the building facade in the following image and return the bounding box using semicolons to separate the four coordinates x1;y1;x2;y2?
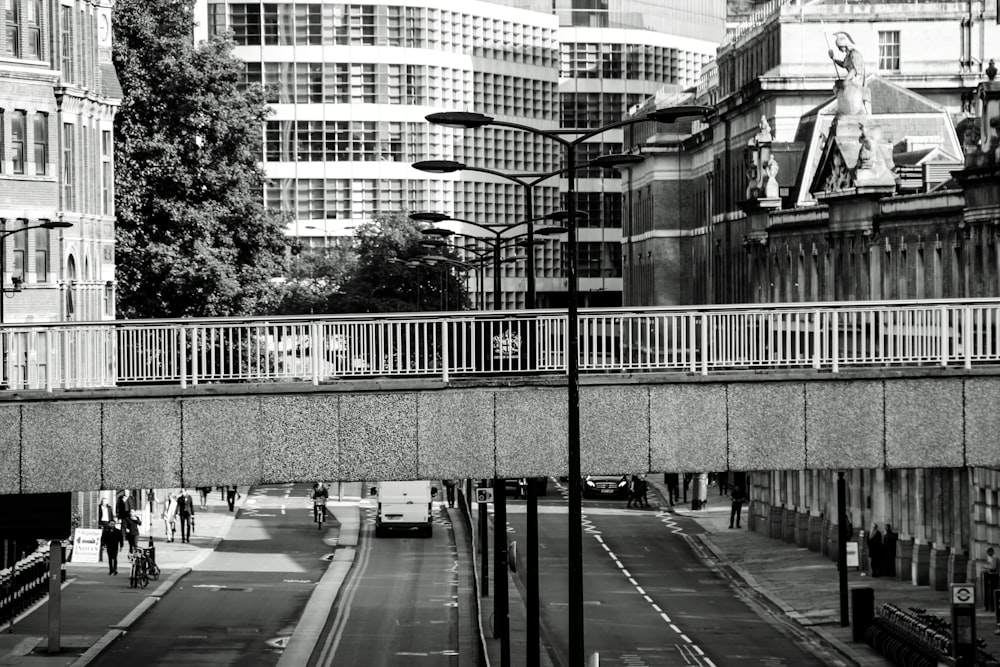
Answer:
0;0;120;389
192;0;724;309
621;0;1000;592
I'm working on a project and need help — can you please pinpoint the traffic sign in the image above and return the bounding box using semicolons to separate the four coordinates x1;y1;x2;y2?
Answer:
952;583;975;605
476;487;494;503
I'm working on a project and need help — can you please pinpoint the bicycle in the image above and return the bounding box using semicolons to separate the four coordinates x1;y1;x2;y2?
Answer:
314;498;327;529
129;547;152;589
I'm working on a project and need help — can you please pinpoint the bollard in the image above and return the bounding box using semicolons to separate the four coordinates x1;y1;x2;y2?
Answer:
851;587;875;643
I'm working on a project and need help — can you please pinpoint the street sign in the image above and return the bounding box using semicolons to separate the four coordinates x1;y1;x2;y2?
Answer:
952;583;975;605
846;541;859;568
476;487;494;503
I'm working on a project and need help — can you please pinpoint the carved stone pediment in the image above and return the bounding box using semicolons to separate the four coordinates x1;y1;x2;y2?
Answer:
810;117;897;196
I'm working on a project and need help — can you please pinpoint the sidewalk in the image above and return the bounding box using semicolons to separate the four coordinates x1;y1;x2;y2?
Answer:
646;478;1000;666
0;488;246;666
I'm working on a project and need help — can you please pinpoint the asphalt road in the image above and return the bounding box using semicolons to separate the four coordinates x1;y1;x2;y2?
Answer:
505;487;846;667
308;494;460;666
90;483;331;666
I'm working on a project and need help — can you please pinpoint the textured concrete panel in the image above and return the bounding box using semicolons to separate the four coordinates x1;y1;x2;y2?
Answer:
650;384;727;473
417;391;494;479
581;386;650;475
805;381;884;470
340;393;418;481
260;395;340;483
0;407;19;494
183;398;262;486
965;377;1000;466
729;383;806;471
885;378;964;468
495;389;566;478
22;403;101;493
104;401;182;490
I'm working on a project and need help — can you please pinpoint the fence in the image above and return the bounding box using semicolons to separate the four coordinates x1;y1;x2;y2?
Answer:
0;550;52;629
2;298;999;391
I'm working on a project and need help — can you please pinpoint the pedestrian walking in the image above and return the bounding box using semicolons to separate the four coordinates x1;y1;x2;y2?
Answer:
101;519;124;575
226;485;239;511
716;472;730;495
728;484;746;529
635;475;650;508
626;475;641;508
443;479;457;508
122;509;140;555
162;491;178;542
177;488;195;543
98;497;113;530
867;523;883;577
663;473;679;506
882;523;898;578
985;546;999;612
115;490;135;524
682;473;692;503
146;488;158;517
198;486;211;510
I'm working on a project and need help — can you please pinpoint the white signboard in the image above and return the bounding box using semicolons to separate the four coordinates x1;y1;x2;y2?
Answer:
71;529;102;563
846;541;859;568
952;583;976;605
476;487;494;504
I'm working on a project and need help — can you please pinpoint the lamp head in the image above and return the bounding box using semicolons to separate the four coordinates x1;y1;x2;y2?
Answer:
410;211;452;223
421;227;455;238
541;210;588;223
425;111;495;128
419;238;448;248
412;160;466;174
646;105;716;124
535;226;568;236
42;221;74;230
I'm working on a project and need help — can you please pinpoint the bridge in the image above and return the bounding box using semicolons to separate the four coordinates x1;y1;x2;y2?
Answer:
1;297;998;495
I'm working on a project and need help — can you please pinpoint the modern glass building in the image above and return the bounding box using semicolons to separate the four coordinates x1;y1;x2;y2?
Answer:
193;0;725;308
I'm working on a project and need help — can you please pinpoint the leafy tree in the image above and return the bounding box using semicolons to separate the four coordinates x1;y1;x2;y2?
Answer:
270;242;358;315
335;213;470;314
112;0;288;318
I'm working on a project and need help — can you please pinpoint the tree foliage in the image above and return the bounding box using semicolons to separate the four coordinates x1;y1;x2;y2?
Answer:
271;213;470;315
112;0;288;318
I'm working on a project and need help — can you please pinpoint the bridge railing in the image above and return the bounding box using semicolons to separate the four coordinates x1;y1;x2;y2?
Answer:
2;298;998;391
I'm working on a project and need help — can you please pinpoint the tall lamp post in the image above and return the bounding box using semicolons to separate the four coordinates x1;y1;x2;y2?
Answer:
426;105;715;665
1;220;74;388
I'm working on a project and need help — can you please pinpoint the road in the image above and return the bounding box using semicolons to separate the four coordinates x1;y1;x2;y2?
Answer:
91;483;333;666
504;483;849;667
308;492;460;666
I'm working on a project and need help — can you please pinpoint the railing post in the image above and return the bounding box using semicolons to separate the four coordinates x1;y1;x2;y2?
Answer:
311;322;322;386
700;313;708;376
46;329;55;393
939;307;949;367
964;306;973;370
688;314;697;373
190;326;199;386
441;320;450;383
831;310;839;373
179;326;188;388
812;311;822;370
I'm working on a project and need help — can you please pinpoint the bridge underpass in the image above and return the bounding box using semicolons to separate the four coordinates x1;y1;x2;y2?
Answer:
2;367;998;495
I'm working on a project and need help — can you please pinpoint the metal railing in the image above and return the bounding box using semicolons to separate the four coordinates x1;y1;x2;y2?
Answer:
2;298;999;391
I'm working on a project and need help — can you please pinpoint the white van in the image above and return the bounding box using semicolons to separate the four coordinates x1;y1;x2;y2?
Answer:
370;481;438;537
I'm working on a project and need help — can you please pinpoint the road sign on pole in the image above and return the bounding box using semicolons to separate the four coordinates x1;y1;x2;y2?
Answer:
476;487;494;504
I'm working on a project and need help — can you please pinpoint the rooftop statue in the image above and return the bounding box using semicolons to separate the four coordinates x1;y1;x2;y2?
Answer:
828;32;871;116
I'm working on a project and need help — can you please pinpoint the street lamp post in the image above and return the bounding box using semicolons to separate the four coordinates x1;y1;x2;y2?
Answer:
426;105;714;665
1;220;73;388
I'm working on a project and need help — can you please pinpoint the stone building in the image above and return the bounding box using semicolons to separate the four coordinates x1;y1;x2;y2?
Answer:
621;0;1000;593
0;0;120;390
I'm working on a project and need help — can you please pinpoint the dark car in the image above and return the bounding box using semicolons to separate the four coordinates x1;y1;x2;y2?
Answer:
582;474;629;499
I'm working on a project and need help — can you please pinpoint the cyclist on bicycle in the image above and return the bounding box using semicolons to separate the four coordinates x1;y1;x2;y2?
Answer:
312;482;329;523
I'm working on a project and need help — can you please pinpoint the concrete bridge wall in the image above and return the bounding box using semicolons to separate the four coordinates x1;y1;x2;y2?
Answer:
2;370;997;495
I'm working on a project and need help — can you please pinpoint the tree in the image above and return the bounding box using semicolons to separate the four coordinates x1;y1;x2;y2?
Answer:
112;0;288;318
334;213;470;314
270;242;358;315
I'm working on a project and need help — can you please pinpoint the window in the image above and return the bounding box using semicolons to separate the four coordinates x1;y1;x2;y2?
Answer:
878;30;900;72
34;226;49;281
11;110;25;174
207;3;226;36
25;0;41;59
62;123;74;208
61;6;73;80
230;3;261;45
101;130;112;214
4;0;18;58
0;110;4;173
12;220;27;282
33;112;47;175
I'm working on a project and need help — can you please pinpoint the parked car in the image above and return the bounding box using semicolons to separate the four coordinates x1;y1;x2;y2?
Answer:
503;477;549;497
582;474;629;499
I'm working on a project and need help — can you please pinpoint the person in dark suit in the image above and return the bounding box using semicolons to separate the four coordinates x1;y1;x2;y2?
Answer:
122;510;140;555
882;524;898;578
101;519;124;575
115;490;135;524
176;488;195;543
729;485;746;529
867;523;884;577
226;485;239;511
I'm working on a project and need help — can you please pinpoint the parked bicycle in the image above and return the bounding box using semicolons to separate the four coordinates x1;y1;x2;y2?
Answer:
128;546;156;589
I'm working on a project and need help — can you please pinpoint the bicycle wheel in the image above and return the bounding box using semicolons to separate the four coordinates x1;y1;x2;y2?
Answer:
148;560;160;581
129;559;140;588
139;560;149;588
